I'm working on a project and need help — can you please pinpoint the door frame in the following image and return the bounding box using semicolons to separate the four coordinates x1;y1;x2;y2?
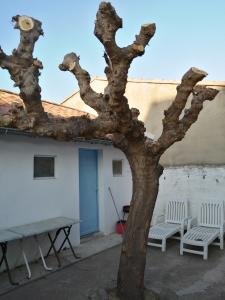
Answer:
79;148;99;236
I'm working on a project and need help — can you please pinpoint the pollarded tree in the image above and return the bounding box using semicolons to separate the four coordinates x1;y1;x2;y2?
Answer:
0;3;219;300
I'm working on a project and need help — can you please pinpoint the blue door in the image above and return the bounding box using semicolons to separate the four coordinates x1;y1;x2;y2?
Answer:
79;149;98;236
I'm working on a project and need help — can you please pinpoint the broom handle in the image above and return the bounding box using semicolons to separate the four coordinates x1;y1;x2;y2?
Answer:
108;187;125;233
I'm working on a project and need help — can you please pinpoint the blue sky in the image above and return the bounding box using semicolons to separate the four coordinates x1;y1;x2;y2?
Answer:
0;0;225;103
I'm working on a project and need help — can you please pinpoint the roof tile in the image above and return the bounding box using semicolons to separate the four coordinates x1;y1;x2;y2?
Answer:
0;89;93;119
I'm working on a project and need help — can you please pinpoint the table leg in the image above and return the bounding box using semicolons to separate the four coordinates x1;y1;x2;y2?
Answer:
19;239;31;279
34;236;52;271
57;227;80;259
47;233;61;267
0;243;18;285
46;229;61;258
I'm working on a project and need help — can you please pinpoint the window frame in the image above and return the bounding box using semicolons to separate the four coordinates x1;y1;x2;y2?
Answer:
112;159;123;177
33;155;56;179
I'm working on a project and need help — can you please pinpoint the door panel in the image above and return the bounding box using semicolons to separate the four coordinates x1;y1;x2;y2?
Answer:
79;149;98;236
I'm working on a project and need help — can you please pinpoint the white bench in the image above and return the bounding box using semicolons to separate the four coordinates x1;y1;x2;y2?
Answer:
0;217;80;284
180;201;224;260
148;199;189;252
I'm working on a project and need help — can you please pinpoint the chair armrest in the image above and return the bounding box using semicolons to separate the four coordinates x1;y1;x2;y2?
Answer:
156;214;165;224
180;217;189;237
187;217;197;231
220;221;225;235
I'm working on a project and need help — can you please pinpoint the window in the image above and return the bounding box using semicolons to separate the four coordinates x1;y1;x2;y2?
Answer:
112;160;123;176
33;156;55;178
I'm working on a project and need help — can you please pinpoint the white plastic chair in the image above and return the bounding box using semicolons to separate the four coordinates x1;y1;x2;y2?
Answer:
180;201;224;260
148;199;189;252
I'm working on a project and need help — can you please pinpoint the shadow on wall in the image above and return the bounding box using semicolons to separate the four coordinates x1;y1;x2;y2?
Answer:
144;86;225;166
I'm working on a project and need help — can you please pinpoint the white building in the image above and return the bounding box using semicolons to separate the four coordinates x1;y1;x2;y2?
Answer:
1;76;225;271
0;89;131;271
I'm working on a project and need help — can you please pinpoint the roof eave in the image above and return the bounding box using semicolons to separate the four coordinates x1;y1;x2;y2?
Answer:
0;127;112;145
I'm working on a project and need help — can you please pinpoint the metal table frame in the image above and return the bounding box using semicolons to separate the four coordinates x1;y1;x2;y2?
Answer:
0;217;80;284
0;230;23;285
46;225;80;267
0;242;18;285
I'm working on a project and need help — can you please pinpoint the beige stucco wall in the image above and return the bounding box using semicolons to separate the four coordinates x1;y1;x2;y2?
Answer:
62;78;225;166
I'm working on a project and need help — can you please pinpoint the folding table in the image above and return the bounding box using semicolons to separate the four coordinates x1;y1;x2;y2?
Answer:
8;217;80;280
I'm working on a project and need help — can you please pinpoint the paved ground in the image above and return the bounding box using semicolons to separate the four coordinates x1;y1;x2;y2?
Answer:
1;239;225;299
0;233;122;295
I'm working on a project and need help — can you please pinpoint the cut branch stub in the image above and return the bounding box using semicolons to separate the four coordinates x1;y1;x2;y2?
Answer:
59;52;79;72
127;23;156;59
94;2;122;50
136;23;156;46
12;15;43;60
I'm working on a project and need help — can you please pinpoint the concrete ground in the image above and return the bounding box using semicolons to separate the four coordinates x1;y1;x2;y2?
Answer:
0;233;122;296
1;237;225;299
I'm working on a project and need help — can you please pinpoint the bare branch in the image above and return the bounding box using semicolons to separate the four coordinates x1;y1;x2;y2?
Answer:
93;2;156;141
94;2;122;61
125;23;156;60
59;53;108;114
149;68;219;154
163;67;208;124
179;86;219;133
94;3;156;63
0;15;47;120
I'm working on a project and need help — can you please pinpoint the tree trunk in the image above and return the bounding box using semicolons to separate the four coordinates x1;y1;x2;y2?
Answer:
117;151;162;300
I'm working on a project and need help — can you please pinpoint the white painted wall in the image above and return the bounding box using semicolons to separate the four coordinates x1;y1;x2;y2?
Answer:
1;134;224;272
0;135;131;271
0;135;80;271
101;148;132;234
153;166;225;224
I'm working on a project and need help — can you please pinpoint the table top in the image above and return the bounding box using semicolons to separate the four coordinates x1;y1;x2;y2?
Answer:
8;217;80;238
0;230;22;243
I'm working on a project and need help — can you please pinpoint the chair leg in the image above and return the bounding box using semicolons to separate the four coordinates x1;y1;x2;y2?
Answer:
220;234;224;250
180;241;184;255
162;239;166;252
203;245;208;260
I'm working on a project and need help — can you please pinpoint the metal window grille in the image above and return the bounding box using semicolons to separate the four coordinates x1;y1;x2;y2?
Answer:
34;156;55;178
112;160;122;176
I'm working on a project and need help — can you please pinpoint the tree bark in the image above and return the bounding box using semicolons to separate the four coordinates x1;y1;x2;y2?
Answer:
117;149;162;300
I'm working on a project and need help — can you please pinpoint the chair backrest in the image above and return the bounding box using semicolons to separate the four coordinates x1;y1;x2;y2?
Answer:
199;201;224;228
165;199;188;224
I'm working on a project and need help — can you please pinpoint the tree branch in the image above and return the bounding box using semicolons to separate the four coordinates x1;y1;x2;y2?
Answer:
93;2;156;140
59;53;108;114
178;86;219;134
149;68;219;154
125;23;156;60
0;15;47;120
12;15;44;60
94;2;156;64
94;2;122;62
0;101;118;142
94;2;155;98
163;67;207;124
